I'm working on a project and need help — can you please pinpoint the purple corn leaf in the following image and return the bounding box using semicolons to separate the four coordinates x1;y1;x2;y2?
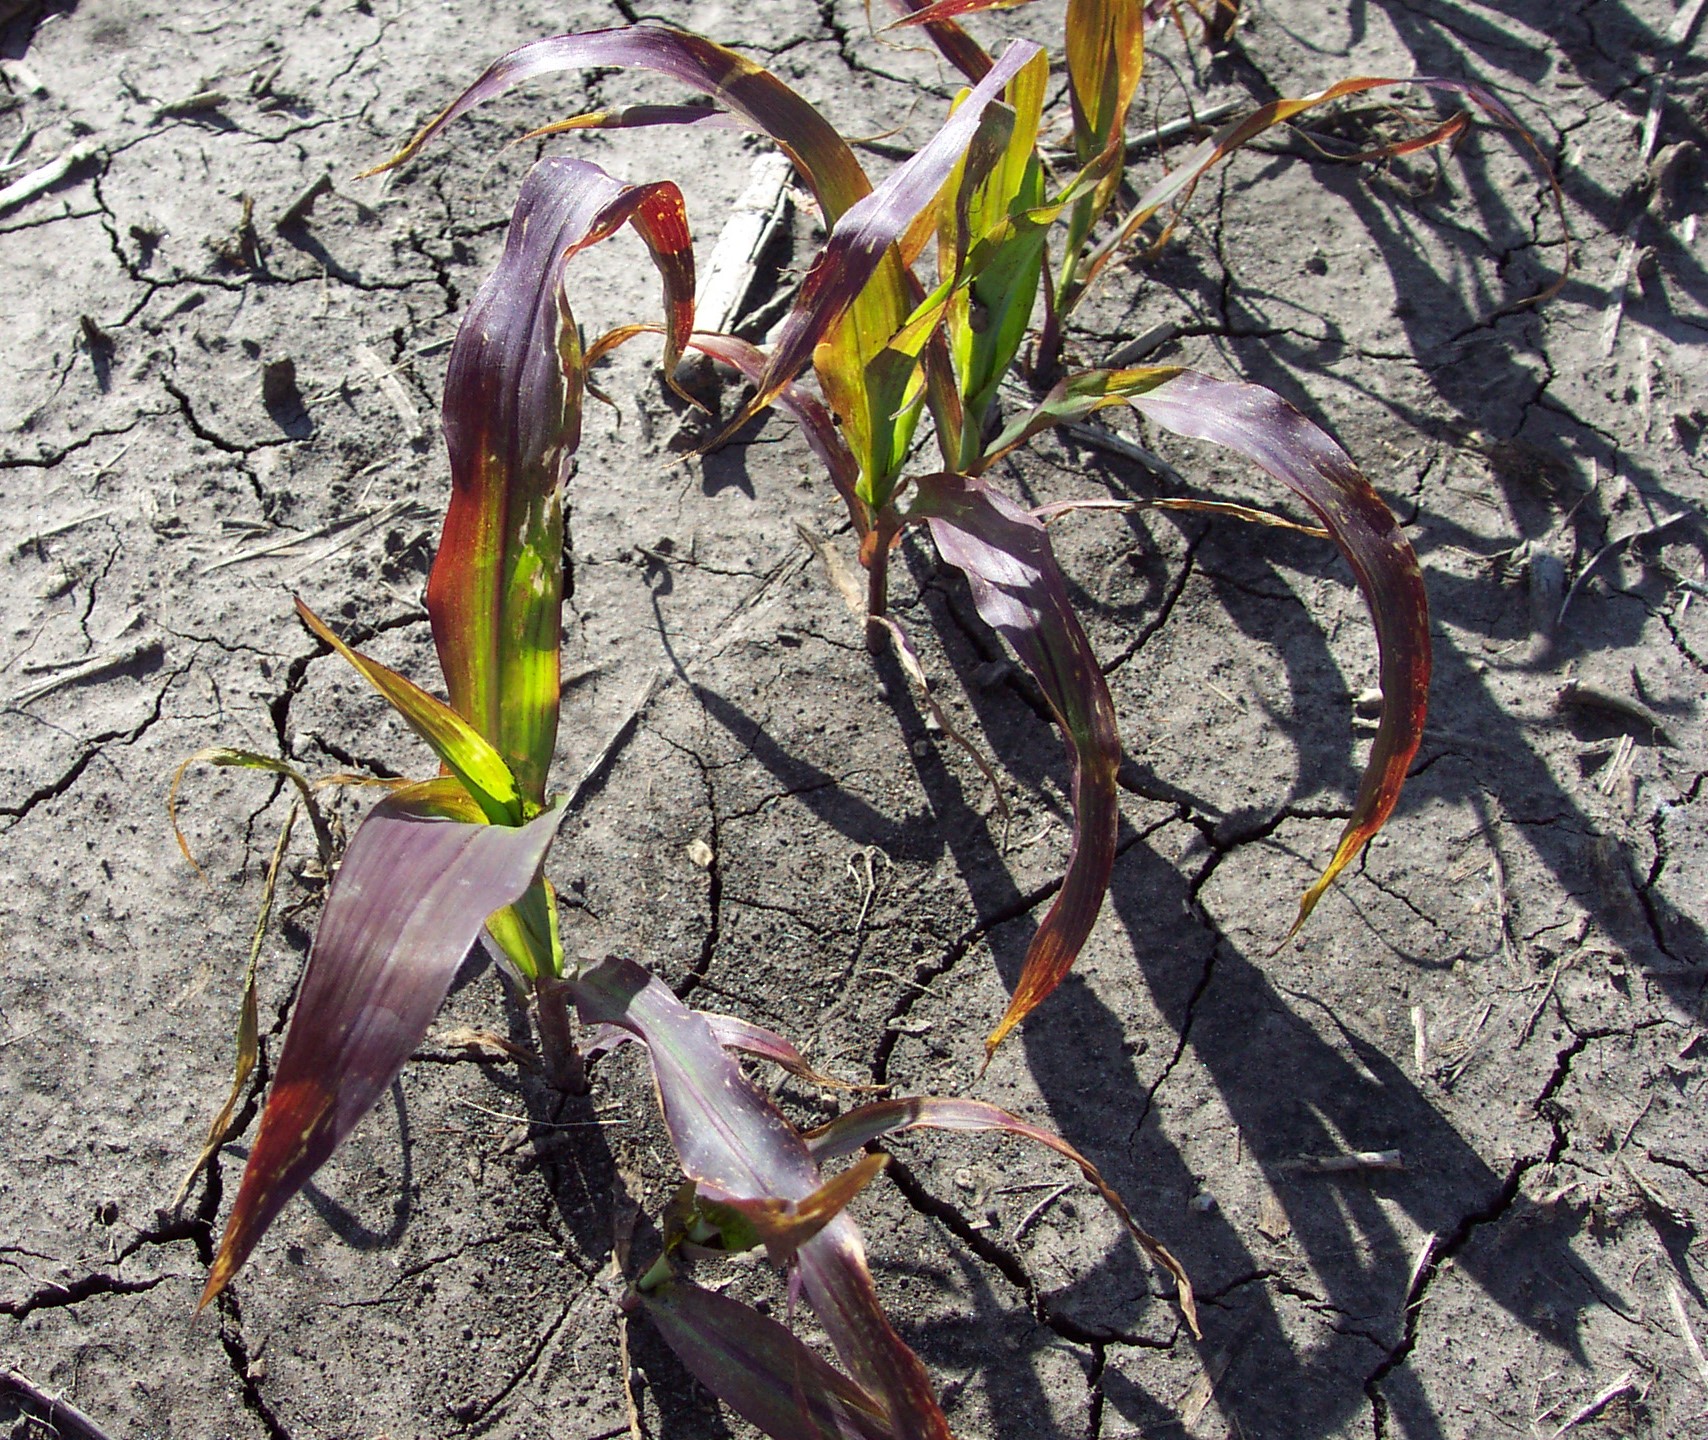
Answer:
806;1095;1197;1337
366;26;873;224
200;794;566;1306
904;472;1122;1056
585;1008;870;1090
636;1277;892;1440
987;365;1430;934
432;156;693;805
570;956;952;1440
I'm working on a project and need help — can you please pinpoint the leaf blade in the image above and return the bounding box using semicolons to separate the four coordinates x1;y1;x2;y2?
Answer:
200;798;566;1305
989;366;1431;933
806;1095;1197;1337
432;156;692;803
571;958;952;1440
905;473;1121;1054
294;598;524;826
637;1279;893;1440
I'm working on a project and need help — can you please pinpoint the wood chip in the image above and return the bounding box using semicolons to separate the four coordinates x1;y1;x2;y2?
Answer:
1179;1348;1231;1432
693;151;793;336
0;141;99;216
1288;1149;1405;1175
1668;1279;1708;1393
1547;1371;1634;1438
1256;1191;1291;1242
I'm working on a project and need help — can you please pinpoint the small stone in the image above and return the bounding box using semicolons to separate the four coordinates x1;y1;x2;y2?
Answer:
1190;1191;1218;1214
686;838;714;869
953;1168;975;1192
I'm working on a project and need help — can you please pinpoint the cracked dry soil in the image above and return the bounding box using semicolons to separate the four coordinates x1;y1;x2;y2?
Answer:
2;0;1706;1436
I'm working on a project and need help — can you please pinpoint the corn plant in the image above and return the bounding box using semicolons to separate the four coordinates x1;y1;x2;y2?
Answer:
363;17;1560;1056
189;46;1201;1440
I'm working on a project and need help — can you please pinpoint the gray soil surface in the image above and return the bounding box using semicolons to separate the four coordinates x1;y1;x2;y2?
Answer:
3;0;1706;1436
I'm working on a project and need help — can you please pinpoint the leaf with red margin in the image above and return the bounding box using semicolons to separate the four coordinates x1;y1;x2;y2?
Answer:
570;956;952;1440
636;1277;893;1440
805;1095;1198;1337
878;0;993;83
199;793;566;1306
431;155;692;806
902;472;1121;1056
986;365;1431;935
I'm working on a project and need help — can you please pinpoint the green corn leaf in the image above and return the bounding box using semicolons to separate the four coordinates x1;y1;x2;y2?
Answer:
903;472;1121;1057
806;1095;1197;1337
935;48;1049;454
294;598;524;828
987;365;1431;935
884;0;1141;305
1054;0;1145;302
200;794;566;1306
432;156;693;805
570;956;953;1440
637;1277;893;1440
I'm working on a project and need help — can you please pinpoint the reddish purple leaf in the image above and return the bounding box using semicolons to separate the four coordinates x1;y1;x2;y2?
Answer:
585;1008;863;1090
637;1278;892;1440
905;472;1121;1055
433;156;692;803
368;25;873;224
571;957;951;1440
201;797;565;1306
